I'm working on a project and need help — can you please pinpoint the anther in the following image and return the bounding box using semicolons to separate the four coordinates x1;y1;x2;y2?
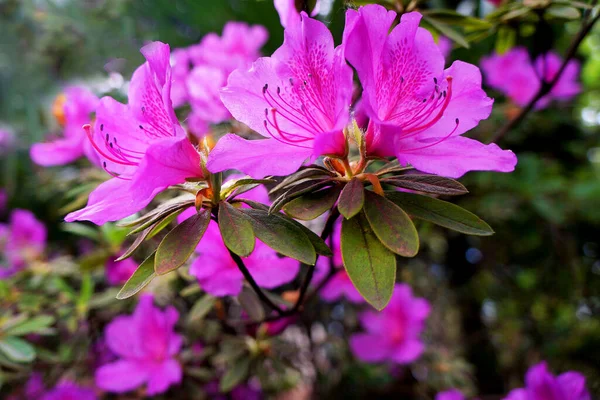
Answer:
100;124;104;131
277;87;281;94
433;77;438;84
105;133;109;142
139;125;144;130
262;84;268;94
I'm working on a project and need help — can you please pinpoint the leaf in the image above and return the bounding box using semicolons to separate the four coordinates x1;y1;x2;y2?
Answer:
188;293;216;322
546;5;581;19
155;209;211;275
219;202;255;257
269;179;335;214
338;178;364;219
422;10;492;28
116;220;159;261
0;337;35;363
269;167;334;195
221;177;275;199
381;174;468;195
2;316;55;336
283;187;341;221
146;208;186;239
363;191;419;257
386;191;494;236
60;223;100;241
422;16;470;48
116;253;156;300
237;287;266;322
341;213;396;310
128;201;193;235
495;26;517;54
220;357;251;392
284;218;333;257
118;195;194;228
241;209;317;265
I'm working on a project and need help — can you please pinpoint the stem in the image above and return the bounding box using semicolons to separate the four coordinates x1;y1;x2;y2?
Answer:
342;158;354;179
490;10;600;144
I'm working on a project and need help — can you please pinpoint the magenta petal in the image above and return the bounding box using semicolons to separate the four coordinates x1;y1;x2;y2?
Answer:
349;333;390;362
246;242;300;289
391;339;424;364
95;360;149;393
396;136;517;178
503;388;528;400
104;315;141;358
190;256;244;296
146;359;182;395
30;138;84;166
313;130;347;158
207;134;311;178
435;389;465;400
557;372;590;400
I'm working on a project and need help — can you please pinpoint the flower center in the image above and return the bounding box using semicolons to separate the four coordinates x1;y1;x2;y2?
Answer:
52;93;67;127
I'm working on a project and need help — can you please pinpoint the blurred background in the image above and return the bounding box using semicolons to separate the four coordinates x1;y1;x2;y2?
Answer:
1;0;600;398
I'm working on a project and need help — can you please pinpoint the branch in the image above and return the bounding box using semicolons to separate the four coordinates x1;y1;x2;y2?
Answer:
489;9;600;144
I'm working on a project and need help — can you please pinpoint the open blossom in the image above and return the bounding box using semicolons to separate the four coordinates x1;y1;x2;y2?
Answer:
0;209;46;278
350;284;430;364
344;5;516;178
65;42;203;225
436;389;466;400
95;295;183;395
503;361;590;400
481;47;581;109
31;86;99;166
41;381;97;400
274;0;321;28
105;253;137;285
208;11;354;178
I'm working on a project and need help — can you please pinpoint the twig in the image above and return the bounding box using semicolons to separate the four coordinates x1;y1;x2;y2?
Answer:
489;9;600;144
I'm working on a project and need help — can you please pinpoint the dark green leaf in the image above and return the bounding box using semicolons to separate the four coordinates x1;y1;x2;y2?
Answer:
381;174;468;195
422;16;470;48
422;9;492;28
386;192;494;236
338;178;364;219
116;253;156;300
0;337;35;362
188;293;216;322
155;209;211;275
269;179;335;214
285;218;333;257
221;177;275;199
241;209;317;264
283;186;341;221
147;208;186;239
363;191;419;257
220;357;251;392
341;213;396;310
2;316;55;336
237;287;266;322
116;219;160;261
219;202;255;257
269;167;334;195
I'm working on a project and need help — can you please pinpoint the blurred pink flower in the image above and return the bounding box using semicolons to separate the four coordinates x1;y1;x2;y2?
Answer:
274;0;321;28
105;253;137;285
350;283;430;365
208;12;354;178
0;209;46;278
438;36;453;60
0;127;15;154
480;47;580;109
24;373;45;399
95;295;183;395
31;86;100;166
503;361;590;400
41;382;96;400
344;5;516;178
436;389;466;400
170;48;191;108
65;42;203;225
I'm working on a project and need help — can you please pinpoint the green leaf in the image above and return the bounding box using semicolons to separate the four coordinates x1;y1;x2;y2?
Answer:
546;5;581;19
60;223;100;241
155;209;211;275
495;25;517;54
237;287;266;322
269;167;334;195
363;191;419;257
422;10;492;28
241;209;317;265
220;357;251;392
338;178;364;219
422;16;470;48
283;187;341;221
381;174;468;196
2;316;55;336
341;213;396;310
269;179;335;214
285;218;333;257
221;177;275;199
386;191;494;236
116;253;156;300
0;337;35;362
188;293;216;322
146;208;186;239
218;202;255;257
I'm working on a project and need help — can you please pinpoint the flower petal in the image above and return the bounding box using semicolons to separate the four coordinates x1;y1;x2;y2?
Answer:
95;360;149;393
146;359;183;396
349;333;390;363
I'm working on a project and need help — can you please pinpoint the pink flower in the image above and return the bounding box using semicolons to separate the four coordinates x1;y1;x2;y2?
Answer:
481;47;580;109
350;284;430;364
65;42;203;225
208;12;354;178
274;0;321;28
105;253;137;285
0;209;46;278
436;389;466;400
170;48;191;108
41;381;96;400
31;86;100;166
503;362;590;400
95;295;183;395
343;5;516;178
438;36;453;60
24;373;45;399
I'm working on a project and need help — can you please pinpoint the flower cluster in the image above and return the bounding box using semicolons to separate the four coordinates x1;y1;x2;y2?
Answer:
0;209;46;278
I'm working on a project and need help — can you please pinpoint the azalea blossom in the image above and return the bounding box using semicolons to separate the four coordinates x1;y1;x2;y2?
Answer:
481;47;581;109
208;11;354;178
274;0;321;28
0;209;46;278
31;86;100;166
65;41;203;225
503;361;590;400
105;253;137;285
41;381;97;400
350;283;430;364
95;295;183;395
437;36;453;60
436;389;466;400
343;5;516;178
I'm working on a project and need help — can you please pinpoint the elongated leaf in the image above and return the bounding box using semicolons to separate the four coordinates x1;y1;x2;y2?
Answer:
221;178;275;199
220;357;251;392
2;316;54;336
241;209;317;265
118;195;194;228
269;179;335;214
422;16;469;48
422;9;492;28
219;202;255;257
363;191;419;257
116;220;159;261
386;192;494;236
116;253;156;299
338;178;364;219
341;213;396;310
128;201;193;235
147;208;186;239
381;175;468;195
188;293;216;322
269;167;334;195
237;287;266;322
284;218;333;257
0;337;35;362
283;187;341;221
155;209;211;275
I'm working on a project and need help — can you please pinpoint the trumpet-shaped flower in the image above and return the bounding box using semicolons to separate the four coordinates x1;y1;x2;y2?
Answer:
343;5;516;178
208;12;354;178
65;42;203;225
31;86;100;166
0;209;46;278
95;295;183;395
350;284;430;364
503;362;590;400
